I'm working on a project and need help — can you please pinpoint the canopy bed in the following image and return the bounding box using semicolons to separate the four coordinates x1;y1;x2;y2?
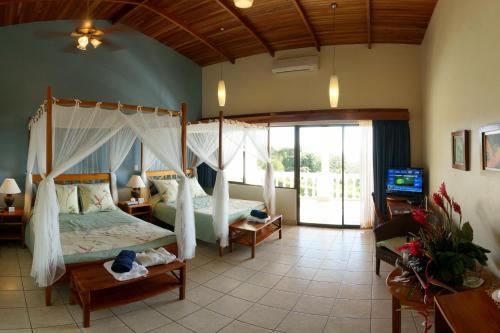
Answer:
145;111;276;255
25;86;195;305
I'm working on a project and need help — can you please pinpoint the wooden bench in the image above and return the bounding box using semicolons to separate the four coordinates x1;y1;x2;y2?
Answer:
229;214;283;258
69;260;186;327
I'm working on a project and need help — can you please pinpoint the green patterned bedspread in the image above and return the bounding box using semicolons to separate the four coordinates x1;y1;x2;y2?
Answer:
153;195;265;244
25;210;176;264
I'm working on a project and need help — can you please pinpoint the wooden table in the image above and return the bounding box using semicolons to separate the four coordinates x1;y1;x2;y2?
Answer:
386;267;431;333
386;197;413;220
117;202;153;221
229;214;282;258
70;260;185;327
434;289;500;333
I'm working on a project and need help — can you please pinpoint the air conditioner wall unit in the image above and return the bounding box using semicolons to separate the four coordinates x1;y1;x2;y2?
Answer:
271;55;319;74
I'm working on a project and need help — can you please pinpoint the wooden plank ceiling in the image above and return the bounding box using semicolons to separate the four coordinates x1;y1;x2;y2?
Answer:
0;0;438;66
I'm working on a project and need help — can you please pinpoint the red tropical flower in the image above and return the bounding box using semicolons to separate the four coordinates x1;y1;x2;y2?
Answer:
396;240;423;257
452;201;462;215
433;193;445;210
439;182;451;204
412;209;428;226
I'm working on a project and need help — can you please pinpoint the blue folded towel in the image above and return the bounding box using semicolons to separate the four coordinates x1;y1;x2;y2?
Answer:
111;250;136;273
250;210;268;219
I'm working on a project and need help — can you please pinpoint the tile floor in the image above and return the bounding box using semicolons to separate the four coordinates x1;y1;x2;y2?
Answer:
0;225;431;333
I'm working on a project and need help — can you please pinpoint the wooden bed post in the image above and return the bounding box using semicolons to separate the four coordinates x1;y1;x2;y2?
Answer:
218;110;224;256
181;103;187;173
46;86;53;175
46;86;54;306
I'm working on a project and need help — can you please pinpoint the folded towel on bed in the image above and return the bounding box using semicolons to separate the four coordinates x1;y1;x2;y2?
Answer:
111;250;136;273
247;215;271;224
250;210;268;219
104;261;148;281
136;247;177;267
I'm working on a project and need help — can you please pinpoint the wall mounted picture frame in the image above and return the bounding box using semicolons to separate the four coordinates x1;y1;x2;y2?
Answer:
480;123;500;172
452;130;470;171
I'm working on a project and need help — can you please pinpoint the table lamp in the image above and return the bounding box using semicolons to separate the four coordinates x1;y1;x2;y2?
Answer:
127;175;145;200
0;178;21;210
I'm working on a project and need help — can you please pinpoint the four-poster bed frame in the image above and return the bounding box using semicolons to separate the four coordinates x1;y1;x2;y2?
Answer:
28;86;189;306
146;110;272;257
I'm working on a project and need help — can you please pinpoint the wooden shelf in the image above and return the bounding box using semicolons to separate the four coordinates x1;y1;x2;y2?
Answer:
0;233;23;240
76;274;182;312
232;224;280;247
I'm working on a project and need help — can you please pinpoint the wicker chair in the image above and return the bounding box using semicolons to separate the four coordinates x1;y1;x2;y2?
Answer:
372;193;421;275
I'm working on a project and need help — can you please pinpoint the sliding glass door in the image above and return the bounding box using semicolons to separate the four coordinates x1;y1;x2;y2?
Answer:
298;125;361;227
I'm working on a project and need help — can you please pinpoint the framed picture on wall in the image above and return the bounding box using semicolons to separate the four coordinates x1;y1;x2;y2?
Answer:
452;130;470;171
480;123;500;171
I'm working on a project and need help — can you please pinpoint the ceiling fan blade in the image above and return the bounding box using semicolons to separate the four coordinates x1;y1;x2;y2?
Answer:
101;39;126;52
33;30;71;39
70;31;83;37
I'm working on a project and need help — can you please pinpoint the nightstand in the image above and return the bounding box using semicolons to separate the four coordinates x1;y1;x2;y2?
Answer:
0;208;25;246
117;202;152;221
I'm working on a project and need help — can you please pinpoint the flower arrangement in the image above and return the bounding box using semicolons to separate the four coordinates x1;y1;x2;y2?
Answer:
397;182;490;287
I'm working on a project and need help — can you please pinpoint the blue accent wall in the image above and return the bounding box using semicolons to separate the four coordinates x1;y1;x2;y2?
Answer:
0;20;201;196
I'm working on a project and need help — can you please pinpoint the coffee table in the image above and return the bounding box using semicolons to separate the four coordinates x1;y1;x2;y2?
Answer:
229;214;283;258
70;260;185;327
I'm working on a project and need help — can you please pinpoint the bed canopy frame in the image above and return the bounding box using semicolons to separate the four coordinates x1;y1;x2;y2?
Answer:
146;110;276;255
26;86;195;293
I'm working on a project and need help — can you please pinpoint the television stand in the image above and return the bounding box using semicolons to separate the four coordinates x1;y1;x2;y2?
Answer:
386;195;409;202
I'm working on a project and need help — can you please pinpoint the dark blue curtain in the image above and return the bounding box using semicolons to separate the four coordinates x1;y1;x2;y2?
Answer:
373;120;411;217
197;163;216;189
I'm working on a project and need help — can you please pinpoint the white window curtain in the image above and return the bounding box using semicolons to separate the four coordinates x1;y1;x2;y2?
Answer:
108;127;136;203
24;108;47;217
245;127;275;214
187;122;246;247
120;110;196;260
359;120;374;228
31;102;124;287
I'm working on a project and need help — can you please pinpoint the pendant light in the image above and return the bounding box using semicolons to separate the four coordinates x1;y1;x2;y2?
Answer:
234;0;253;9
329;2;339;108
217;63;226;107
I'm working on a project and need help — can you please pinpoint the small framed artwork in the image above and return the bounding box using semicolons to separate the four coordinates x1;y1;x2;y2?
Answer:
452;130;470;171
480;123;500;171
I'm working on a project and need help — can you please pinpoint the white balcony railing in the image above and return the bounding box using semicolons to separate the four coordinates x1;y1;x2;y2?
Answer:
274;171;361;201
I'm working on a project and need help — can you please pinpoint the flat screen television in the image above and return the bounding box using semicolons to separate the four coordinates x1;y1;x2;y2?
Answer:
386;168;424;195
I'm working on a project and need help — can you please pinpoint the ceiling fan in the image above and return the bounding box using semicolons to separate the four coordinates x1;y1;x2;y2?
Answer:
71;19;104;51
34;0;125;52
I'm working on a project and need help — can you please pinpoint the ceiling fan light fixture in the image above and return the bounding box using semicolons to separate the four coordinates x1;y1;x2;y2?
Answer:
90;37;102;48
77;35;89;50
234;0;253;9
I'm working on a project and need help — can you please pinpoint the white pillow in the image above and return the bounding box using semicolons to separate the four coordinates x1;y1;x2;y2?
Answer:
152;179;179;202
55;184;79;214
188;177;207;198
79;183;116;214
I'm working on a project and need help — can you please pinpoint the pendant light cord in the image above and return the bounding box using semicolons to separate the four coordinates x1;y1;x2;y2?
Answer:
332;3;336;73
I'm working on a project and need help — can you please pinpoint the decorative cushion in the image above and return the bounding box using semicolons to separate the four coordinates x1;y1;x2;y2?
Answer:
152;179;179;202
55;184;79;214
79;183;116;214
188;177;207;198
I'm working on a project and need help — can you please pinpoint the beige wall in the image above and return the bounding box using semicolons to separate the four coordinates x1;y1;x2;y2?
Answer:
203;44;423;225
421;0;500;276
202;44;423;166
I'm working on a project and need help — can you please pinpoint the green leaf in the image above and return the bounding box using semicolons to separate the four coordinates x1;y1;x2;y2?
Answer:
460;222;473;243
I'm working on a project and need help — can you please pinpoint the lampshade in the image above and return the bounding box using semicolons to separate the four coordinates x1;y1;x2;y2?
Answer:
90;38;102;48
218;79;226;107
329;74;339;108
0;178;21;194
234;0;253;8
127;175;146;188
77;35;89;50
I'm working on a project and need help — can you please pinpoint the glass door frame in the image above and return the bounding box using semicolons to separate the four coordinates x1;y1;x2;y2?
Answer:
295;124;360;229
